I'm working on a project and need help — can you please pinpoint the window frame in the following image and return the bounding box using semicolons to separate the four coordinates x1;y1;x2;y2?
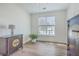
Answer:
38;16;56;36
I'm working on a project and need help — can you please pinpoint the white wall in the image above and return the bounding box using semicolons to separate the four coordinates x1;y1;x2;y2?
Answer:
31;10;67;43
67;3;79;20
0;4;31;44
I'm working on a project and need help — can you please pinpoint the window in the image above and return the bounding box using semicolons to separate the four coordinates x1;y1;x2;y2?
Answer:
38;16;55;36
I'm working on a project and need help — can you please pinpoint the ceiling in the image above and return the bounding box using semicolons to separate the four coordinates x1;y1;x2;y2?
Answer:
17;3;69;14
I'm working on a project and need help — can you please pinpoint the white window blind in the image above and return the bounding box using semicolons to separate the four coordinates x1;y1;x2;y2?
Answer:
38;16;55;36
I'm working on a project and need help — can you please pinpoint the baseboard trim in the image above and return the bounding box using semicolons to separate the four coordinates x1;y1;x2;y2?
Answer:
37;40;67;45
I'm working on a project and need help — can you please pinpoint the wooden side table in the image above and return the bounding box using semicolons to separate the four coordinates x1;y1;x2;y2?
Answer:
0;34;23;56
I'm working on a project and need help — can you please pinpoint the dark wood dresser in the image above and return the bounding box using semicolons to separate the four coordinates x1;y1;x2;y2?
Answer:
0;34;23;56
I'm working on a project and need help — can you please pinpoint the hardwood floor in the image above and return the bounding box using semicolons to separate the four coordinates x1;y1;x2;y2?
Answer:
11;42;67;56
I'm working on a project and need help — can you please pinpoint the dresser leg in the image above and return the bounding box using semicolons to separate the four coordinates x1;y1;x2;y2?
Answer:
2;54;8;56
20;46;23;49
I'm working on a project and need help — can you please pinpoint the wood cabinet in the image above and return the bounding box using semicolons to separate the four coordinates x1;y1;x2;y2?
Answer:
0;34;23;56
67;15;79;56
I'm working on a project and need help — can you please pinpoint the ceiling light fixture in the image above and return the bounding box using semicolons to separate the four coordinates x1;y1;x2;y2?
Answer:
42;7;46;10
